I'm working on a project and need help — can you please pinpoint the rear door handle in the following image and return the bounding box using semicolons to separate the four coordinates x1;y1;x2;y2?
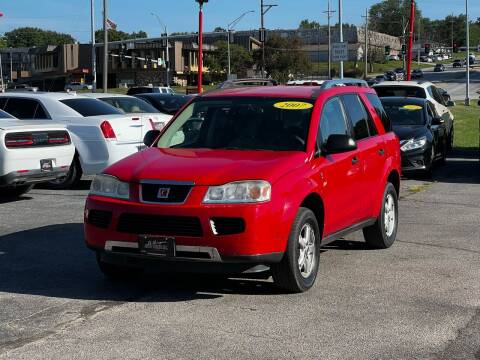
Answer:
351;156;359;165
378;148;385;156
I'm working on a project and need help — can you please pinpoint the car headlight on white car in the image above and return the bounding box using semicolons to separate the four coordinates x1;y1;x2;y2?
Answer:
203;180;271;204
400;136;427;152
90;174;130;200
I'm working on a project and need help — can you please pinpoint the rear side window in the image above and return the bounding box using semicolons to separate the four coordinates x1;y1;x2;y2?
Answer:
60;98;123;117
341;94;370;140
366;93;392;132
318;97;349;147
4;98;50;119
429;86;446;105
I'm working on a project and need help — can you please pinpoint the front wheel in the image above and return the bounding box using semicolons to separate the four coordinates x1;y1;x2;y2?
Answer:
363;182;398;249
271;207;321;293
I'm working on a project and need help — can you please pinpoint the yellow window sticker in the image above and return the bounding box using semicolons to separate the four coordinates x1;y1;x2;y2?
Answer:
402;105;423;111
274;101;313;110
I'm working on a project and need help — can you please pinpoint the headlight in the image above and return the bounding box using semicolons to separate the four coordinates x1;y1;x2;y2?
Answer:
203;181;271;204
400;136;427;152
90;174;130;200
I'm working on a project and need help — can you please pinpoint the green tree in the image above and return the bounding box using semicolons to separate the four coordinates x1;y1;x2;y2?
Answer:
204;40;253;77
95;29;147;43
369;0;422;37
299;19;321;30
253;34;311;83
4;27;76;47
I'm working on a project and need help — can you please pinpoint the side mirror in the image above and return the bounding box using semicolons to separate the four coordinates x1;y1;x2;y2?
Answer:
446;100;455;107
323;134;357;155
143;129;161;147
431;117;445;126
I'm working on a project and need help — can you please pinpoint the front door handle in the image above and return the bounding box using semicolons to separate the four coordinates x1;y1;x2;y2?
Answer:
378;148;385;156
351;156;359;165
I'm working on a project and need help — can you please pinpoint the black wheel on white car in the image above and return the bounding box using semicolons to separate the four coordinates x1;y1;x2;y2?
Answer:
0;185;33;198
47;156;82;190
363;182;398;249
271;207;321;293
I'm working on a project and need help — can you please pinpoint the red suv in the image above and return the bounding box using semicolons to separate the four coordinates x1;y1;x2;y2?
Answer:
84;79;401;293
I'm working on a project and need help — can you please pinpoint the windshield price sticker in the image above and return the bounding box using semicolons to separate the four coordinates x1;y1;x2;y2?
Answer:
402;105;423;111
274;101;313;110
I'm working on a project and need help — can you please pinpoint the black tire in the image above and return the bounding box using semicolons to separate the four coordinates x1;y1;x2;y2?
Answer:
271;207;321;293
47;156;82;190
96;253;142;280
447;129;454;151
363;182;398;249
0;184;33;198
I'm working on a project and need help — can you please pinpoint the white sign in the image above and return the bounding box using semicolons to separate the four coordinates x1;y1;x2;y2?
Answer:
332;42;348;62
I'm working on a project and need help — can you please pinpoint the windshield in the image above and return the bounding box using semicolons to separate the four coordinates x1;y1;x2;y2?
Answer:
375;86;427;99
156;97;314;151
382;103;426;126
100;97;159;114
60;98;123;117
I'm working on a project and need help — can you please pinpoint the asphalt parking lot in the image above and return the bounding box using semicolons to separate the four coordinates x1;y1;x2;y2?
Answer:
0;150;479;360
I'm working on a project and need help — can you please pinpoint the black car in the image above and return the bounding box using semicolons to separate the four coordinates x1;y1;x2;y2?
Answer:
380;97;448;174
452;59;463;68
434;64;445;72
411;69;424;79
384;70;398;81
134;93;195;115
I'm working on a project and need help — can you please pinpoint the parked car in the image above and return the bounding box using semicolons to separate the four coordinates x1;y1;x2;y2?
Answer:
82;93;171;130
420;56;432;63
85;79;401;293
380;97;447;174
411;69;424;79
452;59;464;68
126;86;175;96
65;82;93;91
133;93;195;116
386;54;400;61
384;71;400;81
0;92;158;189
6;84;39;92
0;109;75;198
373;81;455;150
434;64;445;72
216;78;278;89
286;79;325;86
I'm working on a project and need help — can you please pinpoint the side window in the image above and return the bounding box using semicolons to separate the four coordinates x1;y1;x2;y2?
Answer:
318;97;349;148
431;86;445;105
366;93;391;132
4;98;40;119
0;98;8;110
427;102;437;120
341;94;370;140
34;102;49;119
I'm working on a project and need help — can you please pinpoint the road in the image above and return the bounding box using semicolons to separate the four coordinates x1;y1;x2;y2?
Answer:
0;150;479;360
422;65;480;101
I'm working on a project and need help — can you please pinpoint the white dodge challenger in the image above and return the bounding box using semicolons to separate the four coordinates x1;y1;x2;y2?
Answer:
0;109;75;197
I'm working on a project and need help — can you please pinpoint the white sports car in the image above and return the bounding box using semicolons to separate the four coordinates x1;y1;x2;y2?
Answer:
0;92;158;189
82;93;171;131
0;109;75;197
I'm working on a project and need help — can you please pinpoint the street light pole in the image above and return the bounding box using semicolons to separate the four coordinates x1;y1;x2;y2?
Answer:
227;10;254;77
465;0;470;106
102;0;108;93
90;0;97;92
323;0;335;79
260;0;277;79
338;0;343;78
195;0;208;94
406;0;415;81
364;8;368;79
151;13;170;86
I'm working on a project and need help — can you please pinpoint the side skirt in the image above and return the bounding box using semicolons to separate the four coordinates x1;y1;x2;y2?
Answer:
321;218;377;246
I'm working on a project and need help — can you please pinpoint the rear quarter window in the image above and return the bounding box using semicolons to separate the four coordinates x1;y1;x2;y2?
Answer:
60;98;123;117
366;93;392;132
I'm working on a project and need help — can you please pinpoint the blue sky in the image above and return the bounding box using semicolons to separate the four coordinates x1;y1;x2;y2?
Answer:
0;0;478;43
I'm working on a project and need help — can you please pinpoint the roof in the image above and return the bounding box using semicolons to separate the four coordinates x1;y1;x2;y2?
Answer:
0;91;90;101
379;96;428;105
202;86;320;99
82;93;132;99
374;81;433;88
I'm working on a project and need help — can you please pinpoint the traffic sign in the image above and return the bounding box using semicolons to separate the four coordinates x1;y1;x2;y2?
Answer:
332;42;348;62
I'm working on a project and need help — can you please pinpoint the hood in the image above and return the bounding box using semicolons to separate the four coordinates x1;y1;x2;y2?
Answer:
104;147;308;186
392;125;428;141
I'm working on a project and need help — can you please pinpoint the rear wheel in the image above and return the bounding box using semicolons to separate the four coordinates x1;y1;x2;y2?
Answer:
47;157;82;190
363;182;398;249
271;208;320;293
0;185;33;198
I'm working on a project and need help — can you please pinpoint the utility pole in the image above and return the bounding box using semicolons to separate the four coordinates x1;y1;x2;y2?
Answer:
450;14;454;55
362;8;368;79
0;53;4;92
406;0;415;81
102;0;108;93
338;0;343;78
90;0;97;92
323;0;335;79
151;13;170;86
227;10;254;77
195;0;208;94
465;0;470;105
260;0;277;78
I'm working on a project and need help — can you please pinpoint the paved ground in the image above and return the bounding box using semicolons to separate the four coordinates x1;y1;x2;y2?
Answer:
0;151;479;360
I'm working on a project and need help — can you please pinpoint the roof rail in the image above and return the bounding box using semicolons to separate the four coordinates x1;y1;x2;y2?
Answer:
320;78;368;89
